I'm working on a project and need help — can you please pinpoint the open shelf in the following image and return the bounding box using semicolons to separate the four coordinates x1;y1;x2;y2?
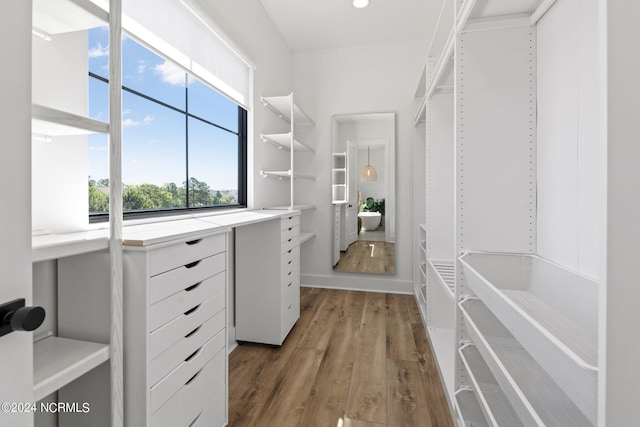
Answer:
260;170;316;180
261;133;314;153
455;389;489;427
414;94;427;126
261;96;314;125
33;0;108;35
427;327;455;400
460;298;594;426
463;0;550;23
32;229;110;262
428;259;455;301
299;232;316;245
459;251;598;420
459;344;523;427
32;104;109;136
268;204;316;211
34;335;109;401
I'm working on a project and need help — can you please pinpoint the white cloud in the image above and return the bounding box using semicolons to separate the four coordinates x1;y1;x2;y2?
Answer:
123;118;141;127
88;43;109;58
137;60;146;74
143;115;155;125
153;60;186;86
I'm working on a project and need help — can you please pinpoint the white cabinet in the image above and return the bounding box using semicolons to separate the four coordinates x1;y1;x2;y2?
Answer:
235;214;301;346
122;230;228;427
333;205;341;266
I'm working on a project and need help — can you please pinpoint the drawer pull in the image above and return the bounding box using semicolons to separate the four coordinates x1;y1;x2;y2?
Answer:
184;282;202;292
288;260;293;265
185;239;202;246
287;271;292;276
288;282;293;287
184;347;201;362
184;304;201;316
288;304;292;310
185;260;201;269
288;249;292;254
288;227;293;231
185;368;203;386
288;238;293;242
185;325;201;338
189;412;203;427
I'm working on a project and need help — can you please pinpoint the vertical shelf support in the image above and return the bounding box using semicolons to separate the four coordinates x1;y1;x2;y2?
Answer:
109;0;124;425
289;92;295;211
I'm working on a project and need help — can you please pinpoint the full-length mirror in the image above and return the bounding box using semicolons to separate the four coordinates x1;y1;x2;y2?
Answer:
331;113;395;274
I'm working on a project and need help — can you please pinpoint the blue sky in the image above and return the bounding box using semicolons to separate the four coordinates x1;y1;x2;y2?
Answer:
88;27;239;191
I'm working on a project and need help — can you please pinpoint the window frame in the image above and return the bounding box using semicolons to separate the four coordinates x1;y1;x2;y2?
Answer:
88;36;248;223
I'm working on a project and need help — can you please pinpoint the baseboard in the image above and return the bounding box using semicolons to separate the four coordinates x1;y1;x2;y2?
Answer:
301;274;413;294
227;325;237;354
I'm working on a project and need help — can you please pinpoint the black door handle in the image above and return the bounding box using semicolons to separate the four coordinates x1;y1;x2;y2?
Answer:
0;299;45;337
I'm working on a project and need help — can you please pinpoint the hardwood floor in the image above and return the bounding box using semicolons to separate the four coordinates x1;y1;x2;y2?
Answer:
334;241;396;274
228;288;453;427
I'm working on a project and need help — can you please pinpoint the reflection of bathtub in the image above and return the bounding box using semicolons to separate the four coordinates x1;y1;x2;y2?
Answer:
359;212;381;231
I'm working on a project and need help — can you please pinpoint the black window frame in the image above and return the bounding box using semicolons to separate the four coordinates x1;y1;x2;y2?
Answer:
88;62;248;223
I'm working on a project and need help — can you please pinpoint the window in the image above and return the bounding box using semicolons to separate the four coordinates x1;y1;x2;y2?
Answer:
88;28;247;219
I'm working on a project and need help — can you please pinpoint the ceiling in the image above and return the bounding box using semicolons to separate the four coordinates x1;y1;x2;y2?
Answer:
259;0;442;52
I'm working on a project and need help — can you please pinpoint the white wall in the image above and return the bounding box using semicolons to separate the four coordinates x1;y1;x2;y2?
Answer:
537;0;601;279
294;39;427;292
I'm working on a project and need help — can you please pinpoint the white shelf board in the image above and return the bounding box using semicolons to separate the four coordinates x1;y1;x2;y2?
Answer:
122;218;228;247
33;0;108;35
261;133;314;153
34;336;109;401
260;170;315;180
332;152;346;157
299;231;316;244
427;327;456;400
32;104;109;136
455;389;490;427
32;229;109;262
426;28;455;100
268;204;316;211
332;200;348;205
428;259;455;302
461;299;594;426
332;168;346;173
414;95;427;126
464;0;548;22
261;96;314;126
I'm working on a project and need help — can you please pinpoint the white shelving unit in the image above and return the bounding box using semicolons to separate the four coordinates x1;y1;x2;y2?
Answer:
413;0;606;425
30;0;124;424
261;93;316;245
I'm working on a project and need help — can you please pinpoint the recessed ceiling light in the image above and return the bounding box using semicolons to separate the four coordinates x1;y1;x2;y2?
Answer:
353;0;370;9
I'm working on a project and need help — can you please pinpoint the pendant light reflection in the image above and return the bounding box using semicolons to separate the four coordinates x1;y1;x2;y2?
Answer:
360;145;378;182
353;0;370;8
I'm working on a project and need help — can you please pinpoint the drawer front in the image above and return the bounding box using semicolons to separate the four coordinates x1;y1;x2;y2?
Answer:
150;309;225;386
281;225;299;243
151;347;225;427
280;255;299;285
281;215;299;230
150;271;225;331
150;328;225;414
281;234;299;255
149;252;225;305
149;234;225;277
150;295;225;359
280;245;299;270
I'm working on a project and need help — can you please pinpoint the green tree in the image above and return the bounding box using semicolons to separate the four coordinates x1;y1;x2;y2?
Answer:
89;181;109;213
188;177;214;207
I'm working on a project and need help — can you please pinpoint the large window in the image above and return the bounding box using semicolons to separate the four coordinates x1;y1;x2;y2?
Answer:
88;28;247;219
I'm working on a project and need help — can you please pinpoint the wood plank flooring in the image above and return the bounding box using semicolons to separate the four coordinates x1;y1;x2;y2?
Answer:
334;241;396;274
228;288;453;427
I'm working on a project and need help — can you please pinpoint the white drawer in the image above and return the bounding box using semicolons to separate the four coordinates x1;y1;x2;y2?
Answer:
281;225;299;243
281;215;299;230
281;245;299;270
150;295;224;359
150;328;225;414
150;309;225;386
281;234;299;255
151;347;225;427
149;234;225;277
150;271;225;331
282;276;299;306
149;252;225;305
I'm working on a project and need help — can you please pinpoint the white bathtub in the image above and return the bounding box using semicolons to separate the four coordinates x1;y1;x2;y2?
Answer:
358;211;381;231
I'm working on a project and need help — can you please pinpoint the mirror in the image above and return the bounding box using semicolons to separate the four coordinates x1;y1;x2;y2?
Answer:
331;113;395;274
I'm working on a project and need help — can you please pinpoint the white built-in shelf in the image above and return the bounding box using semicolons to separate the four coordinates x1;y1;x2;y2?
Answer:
428;259;455;301
261;96;314;126
261;133;314;153
32;104;109;137
269;204;316;211
332;168;346;173
260;170;315;180
332;201;348;205
460;298;594;426
34;335;110;401
419;262;427;278
33;0;108;36
419;240;427;252
332;184;346;187
414;95;427;126
299;232;316;244
426;28;455;100
455;389;490;427
428;327;456;400
32;229;110;262
462;0;553;25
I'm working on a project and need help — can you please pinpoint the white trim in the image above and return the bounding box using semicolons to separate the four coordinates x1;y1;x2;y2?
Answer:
301;275;413;294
